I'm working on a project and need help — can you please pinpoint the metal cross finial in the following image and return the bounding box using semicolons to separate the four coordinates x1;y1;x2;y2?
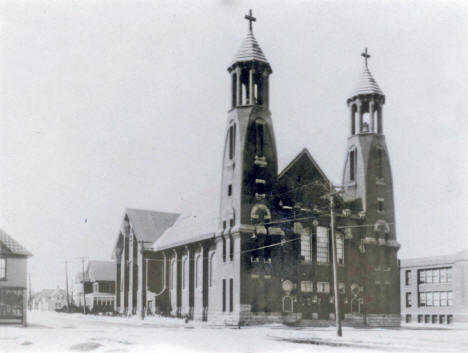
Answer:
361;48;371;67
245;9;256;31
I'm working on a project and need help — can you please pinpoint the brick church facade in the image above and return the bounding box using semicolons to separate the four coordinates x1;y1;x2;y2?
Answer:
113;12;401;327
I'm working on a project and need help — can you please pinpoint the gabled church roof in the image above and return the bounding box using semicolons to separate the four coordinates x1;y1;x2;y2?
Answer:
0;228;32;257
231;29;270;67
126;208;180;246
278;148;330;184
352;64;384;97
153;188;219;251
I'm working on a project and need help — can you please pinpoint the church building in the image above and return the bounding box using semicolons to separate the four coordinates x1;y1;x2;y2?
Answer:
113;11;401;327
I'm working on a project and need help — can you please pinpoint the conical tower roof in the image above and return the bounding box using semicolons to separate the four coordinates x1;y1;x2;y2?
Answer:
231;29;270;67
352;64;384;97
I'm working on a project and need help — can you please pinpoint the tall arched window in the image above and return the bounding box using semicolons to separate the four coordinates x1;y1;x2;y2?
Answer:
349;148;357;182
182;257;188;290
255;120;265;157
171;259;176;290
195;255;201;289
209;252;216;287
228;124;236;160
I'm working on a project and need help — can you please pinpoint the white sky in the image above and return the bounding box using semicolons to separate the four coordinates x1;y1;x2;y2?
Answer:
1;0;467;290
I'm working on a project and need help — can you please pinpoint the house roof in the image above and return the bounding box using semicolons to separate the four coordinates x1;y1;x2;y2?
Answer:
153;188;219;251
0;228;32;257
87;260;116;282
231;29;270;67
33;288;66;300
126;208;180;246
351;64;384;97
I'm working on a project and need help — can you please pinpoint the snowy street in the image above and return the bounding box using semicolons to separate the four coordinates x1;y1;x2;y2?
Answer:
0;312;467;353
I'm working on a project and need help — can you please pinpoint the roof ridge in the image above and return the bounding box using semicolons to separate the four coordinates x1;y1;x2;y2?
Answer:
125;207;179;215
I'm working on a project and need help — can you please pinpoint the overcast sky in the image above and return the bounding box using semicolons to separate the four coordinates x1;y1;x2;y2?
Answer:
1;0;467;290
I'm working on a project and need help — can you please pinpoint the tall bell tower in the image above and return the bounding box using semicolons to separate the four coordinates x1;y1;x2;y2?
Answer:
219;10;278;233
341;49;400;322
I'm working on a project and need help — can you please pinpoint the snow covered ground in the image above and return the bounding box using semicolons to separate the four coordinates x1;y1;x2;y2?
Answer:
0;311;467;353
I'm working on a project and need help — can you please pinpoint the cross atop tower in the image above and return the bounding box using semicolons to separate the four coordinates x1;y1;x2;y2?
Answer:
245;9;256;31
361;48;371;67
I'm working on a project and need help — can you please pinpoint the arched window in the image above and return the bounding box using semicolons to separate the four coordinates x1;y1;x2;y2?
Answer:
300;227;312;262
349;148;357;182
195;255;201;289
228;124;236;160
255;119;265;157
209;252;216;287
171;259;176;290
182;257;188;290
317;226;330;264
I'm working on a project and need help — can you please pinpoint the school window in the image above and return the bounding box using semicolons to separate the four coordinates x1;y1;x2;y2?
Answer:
300;232;312;262
405;270;412;285
448;291;453;306
317;282;330;293
426;292;433;306
440;292;447;306
0;258;6;280
229;278;234;312
418;267;452;284
228;184;232;196
316;227;329;264
336;234;344;265
300;281;313;293
418;292;426;307
419;291;452;307
406;292;412;308
338;282;345;294
222;279;226;312
349;149;356;181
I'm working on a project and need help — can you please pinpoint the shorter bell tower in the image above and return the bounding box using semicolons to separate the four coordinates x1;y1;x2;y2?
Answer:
342;49;400;321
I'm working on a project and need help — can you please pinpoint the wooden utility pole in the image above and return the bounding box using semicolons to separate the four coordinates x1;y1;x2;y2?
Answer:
64;261;70;312
28;273;32;310
77;257;87;315
322;182;343;337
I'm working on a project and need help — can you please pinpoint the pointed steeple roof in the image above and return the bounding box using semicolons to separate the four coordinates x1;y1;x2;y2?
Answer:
231;29;270;66
350;48;384;99
352;64;384;97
